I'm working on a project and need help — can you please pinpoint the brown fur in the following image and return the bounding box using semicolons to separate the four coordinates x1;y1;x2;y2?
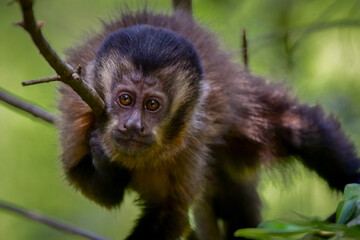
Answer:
58;8;360;240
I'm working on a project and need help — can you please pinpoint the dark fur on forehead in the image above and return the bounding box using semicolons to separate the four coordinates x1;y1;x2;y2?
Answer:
96;24;203;78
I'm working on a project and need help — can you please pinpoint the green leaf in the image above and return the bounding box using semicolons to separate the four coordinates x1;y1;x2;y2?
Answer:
235;185;360;239
234;228;311;239
336;197;357;224
343;225;360;238
258;221;311;232
346;202;360;227
343;184;360;200
234;221;313;239
346;215;360;227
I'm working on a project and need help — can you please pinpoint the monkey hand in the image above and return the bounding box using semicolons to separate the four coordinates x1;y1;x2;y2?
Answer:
89;129;111;174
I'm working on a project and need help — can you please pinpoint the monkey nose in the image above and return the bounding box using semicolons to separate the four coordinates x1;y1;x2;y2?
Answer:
118;123;127;134
118;123;145;135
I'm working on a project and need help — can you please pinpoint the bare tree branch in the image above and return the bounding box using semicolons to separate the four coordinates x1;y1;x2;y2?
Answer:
290;20;360;52
241;28;249;70
16;0;105;118
172;0;192;15
250;20;360;49
0;200;113;240
22;75;61;86
0;88;55;124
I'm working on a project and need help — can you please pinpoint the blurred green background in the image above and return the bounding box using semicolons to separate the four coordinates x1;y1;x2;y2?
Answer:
0;0;360;239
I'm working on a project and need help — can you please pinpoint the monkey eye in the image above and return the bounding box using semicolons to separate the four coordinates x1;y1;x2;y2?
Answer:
119;94;133;106
145;99;160;112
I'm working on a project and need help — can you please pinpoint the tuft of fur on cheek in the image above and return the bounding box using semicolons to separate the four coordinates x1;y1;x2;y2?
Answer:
100;117;120;161
98;57;119;102
83;61;106;102
87;51;133;102
85;60;108;99
170;82;192;116
152;78;209;158
84;60;96;85
152;126;163;145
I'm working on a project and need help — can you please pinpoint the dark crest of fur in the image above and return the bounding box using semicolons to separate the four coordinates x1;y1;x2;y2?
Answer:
97;25;203;78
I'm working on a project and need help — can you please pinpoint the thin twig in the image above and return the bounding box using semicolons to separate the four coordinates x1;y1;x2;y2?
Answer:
290;0;345;52
250;20;360;43
16;0;105;118
7;0;18;6
290;20;360;52
0;200;112;240
22;75;61;86
241;28;249;70
248;19;360;56
172;0;192;15
0;88;55;124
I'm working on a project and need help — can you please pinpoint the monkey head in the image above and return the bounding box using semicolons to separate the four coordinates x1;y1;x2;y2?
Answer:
85;25;205;168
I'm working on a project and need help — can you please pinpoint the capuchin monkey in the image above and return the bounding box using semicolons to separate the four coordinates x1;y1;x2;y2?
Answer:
58;8;360;240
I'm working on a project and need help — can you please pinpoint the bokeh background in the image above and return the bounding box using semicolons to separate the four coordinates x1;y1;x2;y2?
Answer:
0;0;360;239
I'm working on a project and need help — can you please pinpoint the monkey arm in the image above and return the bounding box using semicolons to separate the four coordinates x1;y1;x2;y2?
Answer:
65;152;130;208
228;76;360;191
64;129;131;208
280;104;360;190
126;200;191;240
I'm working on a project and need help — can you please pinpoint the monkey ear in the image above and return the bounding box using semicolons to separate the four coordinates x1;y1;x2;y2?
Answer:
85;60;96;86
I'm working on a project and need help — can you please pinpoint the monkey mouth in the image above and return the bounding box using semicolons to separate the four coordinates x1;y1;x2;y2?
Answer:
113;136;153;153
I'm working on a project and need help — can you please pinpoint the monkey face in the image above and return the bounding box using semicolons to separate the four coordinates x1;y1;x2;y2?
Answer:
88;56;203;164
86;55;171;155
85;25;205;165
108;77;169;153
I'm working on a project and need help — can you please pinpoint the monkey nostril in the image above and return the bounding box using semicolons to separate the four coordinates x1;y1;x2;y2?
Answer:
118;123;127;133
140;127;145;133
